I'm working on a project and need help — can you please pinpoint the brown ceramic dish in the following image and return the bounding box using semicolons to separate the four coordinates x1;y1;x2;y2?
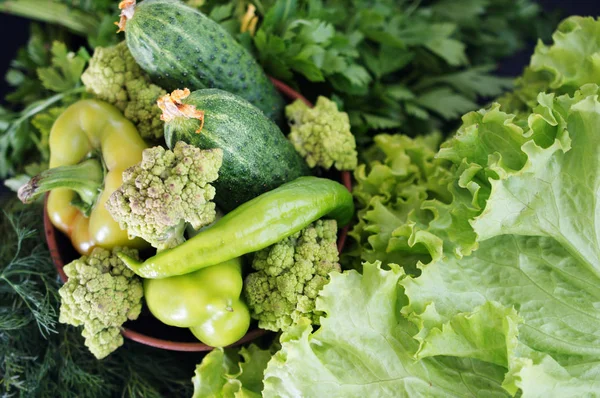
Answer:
44;77;352;351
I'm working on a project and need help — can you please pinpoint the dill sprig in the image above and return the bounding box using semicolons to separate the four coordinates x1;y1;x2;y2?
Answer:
0;202;197;398
0;206;59;338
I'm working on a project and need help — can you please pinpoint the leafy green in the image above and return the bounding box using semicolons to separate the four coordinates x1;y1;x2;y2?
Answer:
499;16;600;116
264;84;600;396
263;262;511;397
393;84;600;394
530;16;600;93
0;205;59;338
198;0;547;141
0;202;197;397
346;132;456;271
0;87;84;178
0;27;88;179
430;0;550;64
192;344;277;397
4;24;65;106
37;42;89;93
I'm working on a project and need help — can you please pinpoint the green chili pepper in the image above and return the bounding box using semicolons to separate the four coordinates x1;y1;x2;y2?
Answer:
118;176;353;279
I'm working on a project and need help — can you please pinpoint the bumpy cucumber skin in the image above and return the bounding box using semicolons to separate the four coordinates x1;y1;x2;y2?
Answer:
164;89;310;211
125;0;284;121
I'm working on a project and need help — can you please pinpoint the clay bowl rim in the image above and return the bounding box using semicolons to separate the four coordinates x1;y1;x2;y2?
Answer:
44;76;352;352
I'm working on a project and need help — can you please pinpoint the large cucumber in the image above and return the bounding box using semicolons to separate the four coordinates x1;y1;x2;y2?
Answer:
163;89;310;211
124;0;284;121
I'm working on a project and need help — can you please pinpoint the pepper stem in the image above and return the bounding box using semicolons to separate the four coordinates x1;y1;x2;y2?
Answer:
18;158;104;214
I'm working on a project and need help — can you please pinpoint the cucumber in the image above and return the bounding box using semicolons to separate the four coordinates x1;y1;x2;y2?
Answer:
124;0;284;121
163;89;310;211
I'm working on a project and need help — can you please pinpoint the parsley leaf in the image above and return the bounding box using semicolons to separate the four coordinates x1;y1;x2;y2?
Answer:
37;42;90;93
210;0;548;140
414;87;479;120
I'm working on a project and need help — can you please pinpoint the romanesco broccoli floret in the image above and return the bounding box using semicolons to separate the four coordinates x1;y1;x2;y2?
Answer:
243;220;340;332
106;141;223;251
58;246;143;359
286;96;358;171
81;41;166;140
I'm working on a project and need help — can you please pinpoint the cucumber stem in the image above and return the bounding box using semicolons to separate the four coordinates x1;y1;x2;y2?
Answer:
0;0;100;36
18;158;104;213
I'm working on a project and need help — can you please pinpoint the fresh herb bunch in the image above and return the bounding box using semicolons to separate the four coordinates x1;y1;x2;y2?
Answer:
0;0;124;179
197;0;552;144
0;201;197;398
0;24;90;179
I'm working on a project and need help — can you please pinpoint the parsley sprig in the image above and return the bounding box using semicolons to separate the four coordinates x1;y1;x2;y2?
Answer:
198;0;551;142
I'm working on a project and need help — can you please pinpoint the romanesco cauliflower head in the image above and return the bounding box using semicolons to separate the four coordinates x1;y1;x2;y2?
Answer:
286;96;358;171
81;41;166;140
106;141;223;251
58;246;143;359
243;220;341;332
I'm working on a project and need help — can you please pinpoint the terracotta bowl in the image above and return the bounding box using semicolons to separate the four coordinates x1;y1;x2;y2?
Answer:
44;77;352;352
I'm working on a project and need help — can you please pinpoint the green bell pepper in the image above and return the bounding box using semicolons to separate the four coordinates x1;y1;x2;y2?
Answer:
143;257;250;347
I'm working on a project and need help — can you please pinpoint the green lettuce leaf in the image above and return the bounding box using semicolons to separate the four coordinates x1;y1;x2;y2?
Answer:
192;344;274;398
400;85;600;394
347;133;458;271
348;106;527;271
498;16;600;115
530;16;600;94
263;262;511;397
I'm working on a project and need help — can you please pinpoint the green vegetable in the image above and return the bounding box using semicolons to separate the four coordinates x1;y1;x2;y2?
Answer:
262;262;512;397
144;257;250;347
118;176;353;278
106;141;223;251
499;16;600;116
0;203;196;397
345;84;600;395
397;84;600;395
244;220;340;332
0;35;89;178
286;96;357;171
346;132;454;271
17;99;149;255
121;0;285;121
58;246;144;359
192;344;277;398
81;41;167;140
161;88;310;211
37;41;89;93
223;0;544;140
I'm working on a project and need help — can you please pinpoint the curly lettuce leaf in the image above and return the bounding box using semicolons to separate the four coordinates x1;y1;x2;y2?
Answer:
441;84;600;272
400;85;600;395
263;262;511;397
192;344;274;398
498;16;600;115
530;16;600;94
402;237;600;396
347;129;485;272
